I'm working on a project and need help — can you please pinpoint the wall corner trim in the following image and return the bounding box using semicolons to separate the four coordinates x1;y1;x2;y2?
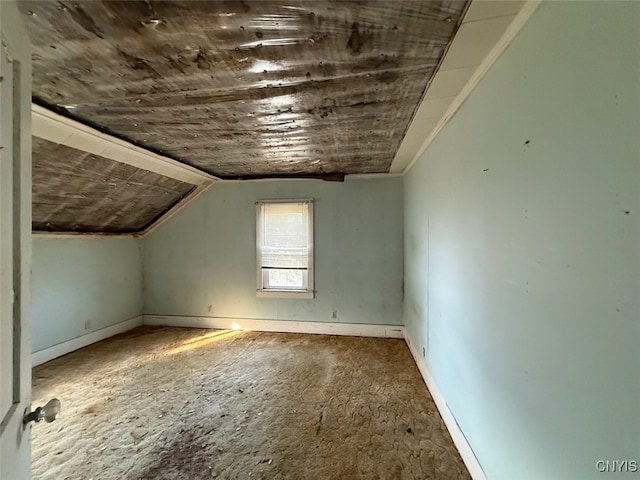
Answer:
143;315;404;339
404;331;488;480
31;315;144;367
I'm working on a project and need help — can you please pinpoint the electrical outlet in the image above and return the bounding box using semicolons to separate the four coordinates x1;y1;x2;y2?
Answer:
84;319;92;330
422;347;425;358
331;310;337;319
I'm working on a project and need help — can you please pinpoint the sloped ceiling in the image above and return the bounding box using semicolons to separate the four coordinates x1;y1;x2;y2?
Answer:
21;0;467;179
32;137;195;233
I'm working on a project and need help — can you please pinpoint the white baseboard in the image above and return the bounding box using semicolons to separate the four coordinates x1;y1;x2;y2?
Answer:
143;315;404;339
404;332;487;480
32;315;144;367
31;313;481;479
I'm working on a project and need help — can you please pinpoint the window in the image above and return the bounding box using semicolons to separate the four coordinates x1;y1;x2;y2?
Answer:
256;200;314;298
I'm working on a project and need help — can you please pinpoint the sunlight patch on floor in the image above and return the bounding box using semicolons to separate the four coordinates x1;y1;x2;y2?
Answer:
165;330;239;356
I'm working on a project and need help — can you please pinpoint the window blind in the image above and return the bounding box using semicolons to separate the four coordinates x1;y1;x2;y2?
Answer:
257;200;313;292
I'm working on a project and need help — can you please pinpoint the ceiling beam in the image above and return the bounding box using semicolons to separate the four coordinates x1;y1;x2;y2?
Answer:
32;103;217;186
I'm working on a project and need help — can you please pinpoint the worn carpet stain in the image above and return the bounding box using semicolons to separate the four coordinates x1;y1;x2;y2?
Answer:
31;326;471;479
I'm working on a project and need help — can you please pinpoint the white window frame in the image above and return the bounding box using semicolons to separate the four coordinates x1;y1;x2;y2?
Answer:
256;199;314;299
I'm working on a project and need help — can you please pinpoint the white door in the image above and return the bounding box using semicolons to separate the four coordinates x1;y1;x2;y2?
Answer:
0;1;32;479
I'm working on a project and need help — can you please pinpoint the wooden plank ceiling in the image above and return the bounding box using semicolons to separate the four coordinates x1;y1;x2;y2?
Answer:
32;137;195;233
21;0;467;232
22;0;466;177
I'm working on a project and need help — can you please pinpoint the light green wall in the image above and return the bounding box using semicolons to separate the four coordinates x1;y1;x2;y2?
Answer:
31;237;143;352
29;3;639;477
404;2;640;479
143;177;403;325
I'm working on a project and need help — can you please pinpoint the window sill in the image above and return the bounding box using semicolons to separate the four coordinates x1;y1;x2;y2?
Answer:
257;289;314;299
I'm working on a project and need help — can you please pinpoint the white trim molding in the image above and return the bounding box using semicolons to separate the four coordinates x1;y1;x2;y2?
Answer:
143;315;405;339
404;332;487;480
31;315;144;367
31;315;403;367
30;310;482;480
135;182;213;238
32;103;217;186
